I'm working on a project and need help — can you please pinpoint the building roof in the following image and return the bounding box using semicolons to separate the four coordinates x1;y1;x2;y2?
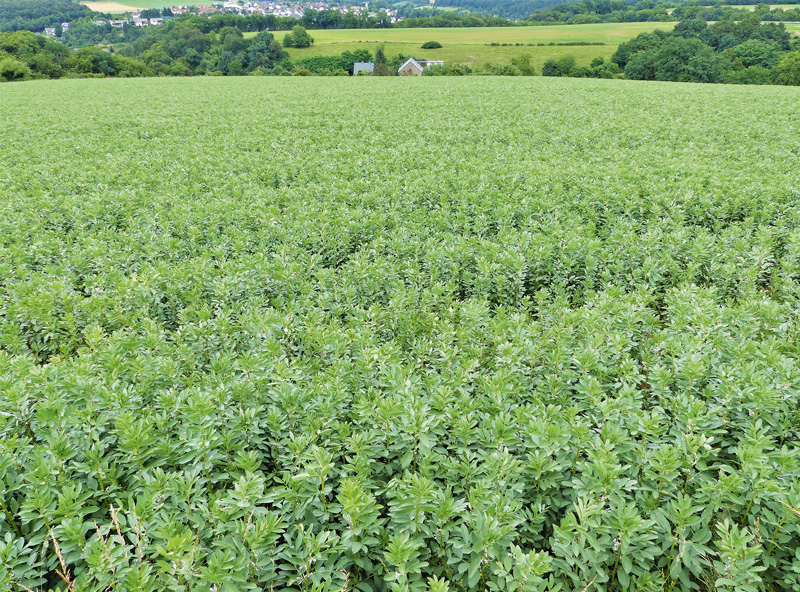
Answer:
353;62;374;74
398;58;423;74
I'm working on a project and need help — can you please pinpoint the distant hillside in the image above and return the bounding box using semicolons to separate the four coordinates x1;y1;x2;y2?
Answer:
0;0;98;32
431;0;591;19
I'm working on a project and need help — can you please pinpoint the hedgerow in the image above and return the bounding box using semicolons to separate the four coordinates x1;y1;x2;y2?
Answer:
2;76;800;591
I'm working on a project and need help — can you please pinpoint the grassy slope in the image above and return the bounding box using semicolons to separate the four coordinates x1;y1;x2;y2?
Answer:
81;0;193;10
723;3;800;8
279;22;674;44
288;41;617;68
258;22;675;67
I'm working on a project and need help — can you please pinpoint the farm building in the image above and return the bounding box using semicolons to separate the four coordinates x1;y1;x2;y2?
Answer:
398;58;423;76
398;58;444;76
353;62;374;75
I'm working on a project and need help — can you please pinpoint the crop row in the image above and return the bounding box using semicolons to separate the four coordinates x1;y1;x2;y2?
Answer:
1;77;800;591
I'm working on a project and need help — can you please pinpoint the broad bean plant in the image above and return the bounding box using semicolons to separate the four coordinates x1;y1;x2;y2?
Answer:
2;77;800;591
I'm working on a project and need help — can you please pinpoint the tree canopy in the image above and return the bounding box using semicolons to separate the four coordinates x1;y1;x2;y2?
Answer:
614;16;795;84
0;0;98;33
283;25;314;49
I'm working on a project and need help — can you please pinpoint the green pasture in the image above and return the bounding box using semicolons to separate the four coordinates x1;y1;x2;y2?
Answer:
82;0;197;10
257;22;675;68
666;4;798;12
724;3;800;9
284;41;616;68
270;22;676;45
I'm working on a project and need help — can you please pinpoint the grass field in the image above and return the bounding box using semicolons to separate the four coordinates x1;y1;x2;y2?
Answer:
278;23;675;45
81;0;191;11
257;22;676;68
3;75;800;591
723;3;800;8
288;41;619;68
667;3;800;10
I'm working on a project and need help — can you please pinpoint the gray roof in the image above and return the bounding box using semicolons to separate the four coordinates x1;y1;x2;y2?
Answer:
353;62;374;74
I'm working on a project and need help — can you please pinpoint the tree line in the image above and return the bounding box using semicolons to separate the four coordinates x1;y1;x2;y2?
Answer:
526;0;800;24
613;15;800;84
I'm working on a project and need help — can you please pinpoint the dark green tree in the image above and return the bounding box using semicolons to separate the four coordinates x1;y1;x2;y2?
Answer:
652;37;721;83
283;25;313;49
541;58;561;76
510;53;536;75
247;31;288;70
624;50;656;80
375;45;387;65
773;51;800;85
726;39;781;69
0;57;31;81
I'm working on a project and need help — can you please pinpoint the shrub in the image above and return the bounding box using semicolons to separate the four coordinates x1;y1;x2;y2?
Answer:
541;59;561;76
283;25;314;49
421;41;442;49
510;54;537;76
773;51;800;85
542;55;576;77
568;65;593;77
0;57;31;81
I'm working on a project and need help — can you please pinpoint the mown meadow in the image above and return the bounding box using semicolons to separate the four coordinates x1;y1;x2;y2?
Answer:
251;22;676;68
2;76;800;591
80;0;181;11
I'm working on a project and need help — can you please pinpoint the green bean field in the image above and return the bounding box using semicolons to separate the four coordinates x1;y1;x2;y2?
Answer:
2;76;800;591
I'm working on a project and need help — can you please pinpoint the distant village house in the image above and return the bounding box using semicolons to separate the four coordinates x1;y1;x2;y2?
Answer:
353;62;374;75
398;58;444;76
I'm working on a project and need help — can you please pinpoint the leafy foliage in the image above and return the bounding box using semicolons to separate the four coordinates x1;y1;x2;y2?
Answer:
0;23;291;80
614;16;795;84
3;76;800;591
295;49;373;75
283;25;315;49
0;30;148;80
0;0;97;33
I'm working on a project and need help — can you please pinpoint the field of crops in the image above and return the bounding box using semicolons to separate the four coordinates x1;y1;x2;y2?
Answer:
254;23;674;68
2;76;800;591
